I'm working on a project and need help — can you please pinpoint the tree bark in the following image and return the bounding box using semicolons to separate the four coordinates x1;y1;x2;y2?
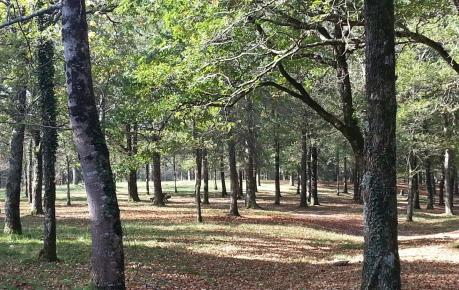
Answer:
31;130;44;215
412;153;420;210
361;0;401;287
406;151;416;222
425;157;434;210
195;148;203;223
62;1;125;287
126;124;140;202
307;146;312;203
296;167;300;195
311;146;320;205
343;156;348;193
220;152;227;197
213;167;218;190
336;149;340;195
4;89;26;235
37;36;58;261
439;169;445;206
238;169;243;199
274;136;281;205
66;155;71;206
24;149;29;199
173;155;178;193
72;167;79;185
444;148;454;215
245;98;258;209
300;132;308;207
228;139;240;216
152;150;164;206
145;164;150;195
202;149;210;204
27;139;33;203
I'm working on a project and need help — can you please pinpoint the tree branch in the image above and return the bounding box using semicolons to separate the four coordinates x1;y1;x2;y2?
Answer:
0;3;61;30
396;27;459;74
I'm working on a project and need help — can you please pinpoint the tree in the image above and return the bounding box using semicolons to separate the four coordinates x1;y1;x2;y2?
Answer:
361;0;401;288
425;156;435;210
61;0;125;287
406;150;417;222
126;123;140;202
31;130;44;215
299;130;308;208
228;137;240;216
152;148;164;206
244;97;259;209
4;89;26;234
310;145;319;205
202;148;210;204
37;27;58;261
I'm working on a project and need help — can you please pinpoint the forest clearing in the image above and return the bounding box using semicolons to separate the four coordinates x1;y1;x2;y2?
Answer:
1;181;458;289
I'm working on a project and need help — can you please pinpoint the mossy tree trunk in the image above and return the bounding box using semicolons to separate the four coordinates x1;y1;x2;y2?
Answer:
361;0;401;287
37;34;58;261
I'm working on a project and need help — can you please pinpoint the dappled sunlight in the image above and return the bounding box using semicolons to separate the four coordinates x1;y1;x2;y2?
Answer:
0;181;458;288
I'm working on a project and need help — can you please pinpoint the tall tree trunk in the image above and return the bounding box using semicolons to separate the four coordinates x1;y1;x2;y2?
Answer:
126;124;140;202
353;153;363;203
361;0;401;287
245;98;258;209
228;139;240;216
238;169;243;199
145;164;150;195
444;148;454;215
343;156;348;194
439;169;445;206
173;155;178;193
300;132;308;207
4;89;26;234
311;146;319;205
202;149;210;204
31;130;44;215
195;148;203;223
220;153;227;197
127;170;139;201
336;149;340;195
62;1;125;287
332;23;364;203
66;155;71;206
213;167;218;190
307;146;312;203
72;167;79;185
406;150;417;222
425;157;434;210
37;35;58;261
27;138;33;203
152;150;164;206
296;167;300;195
274;137;281;205
257;168;261;187
24;151;29;199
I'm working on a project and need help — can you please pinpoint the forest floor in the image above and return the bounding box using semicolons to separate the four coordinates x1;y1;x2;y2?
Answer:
0;180;458;290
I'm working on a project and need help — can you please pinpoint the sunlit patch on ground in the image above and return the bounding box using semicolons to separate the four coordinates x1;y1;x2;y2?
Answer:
0;180;458;289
